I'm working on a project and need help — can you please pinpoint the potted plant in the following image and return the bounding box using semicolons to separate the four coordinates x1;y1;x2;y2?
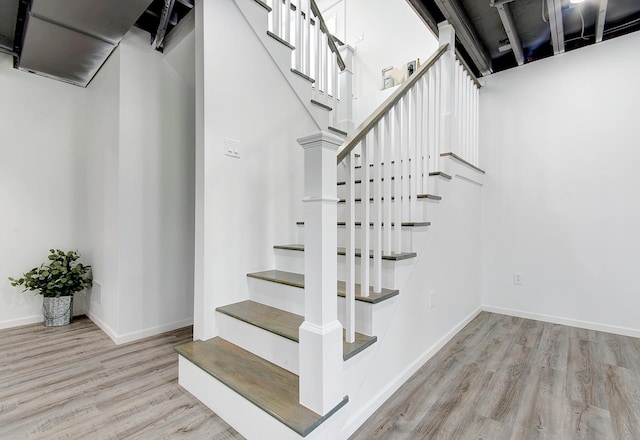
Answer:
9;249;92;327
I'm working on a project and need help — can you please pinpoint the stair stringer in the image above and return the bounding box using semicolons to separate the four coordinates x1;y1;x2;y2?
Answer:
232;0;333;131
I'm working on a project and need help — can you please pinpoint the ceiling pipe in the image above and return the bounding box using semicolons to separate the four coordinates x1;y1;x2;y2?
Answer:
595;0;608;43
433;0;493;75
490;0;524;65
547;0;565;54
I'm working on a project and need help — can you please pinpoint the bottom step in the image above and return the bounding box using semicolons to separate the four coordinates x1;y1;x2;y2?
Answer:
175;337;348;437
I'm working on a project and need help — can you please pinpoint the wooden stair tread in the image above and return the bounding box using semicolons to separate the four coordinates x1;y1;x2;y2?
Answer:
337;194;441;203
216;300;377;360
175;337;347;436
273;244;416;261
328;126;348;136
440;152;485;174
295;221;431;227
247;269;400;304
336;171;451;185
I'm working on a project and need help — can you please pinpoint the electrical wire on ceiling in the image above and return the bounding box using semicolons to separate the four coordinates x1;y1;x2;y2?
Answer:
576;6;589;40
565;16;640;43
542;0;548;23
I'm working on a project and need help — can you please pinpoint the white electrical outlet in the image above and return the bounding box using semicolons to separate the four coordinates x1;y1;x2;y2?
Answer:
514;272;523;285
225;138;240;158
429;290;436;309
92;281;102;304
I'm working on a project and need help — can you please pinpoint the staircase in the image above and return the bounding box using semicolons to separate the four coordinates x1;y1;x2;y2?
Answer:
232;0;353;134
179;3;485;439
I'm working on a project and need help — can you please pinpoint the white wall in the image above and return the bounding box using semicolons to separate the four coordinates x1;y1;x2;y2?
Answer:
81;43;122;335
85;28;196;343
0;26;195;340
0;53;90;328
194;0;317;340
345;0;438;125
481;31;640;336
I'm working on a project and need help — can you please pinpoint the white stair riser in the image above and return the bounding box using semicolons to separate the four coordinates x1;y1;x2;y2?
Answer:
298;224;430;252
248;277;304;316
337;294;400;337
336;198;441;224
217;312;299;374
273;248;400;289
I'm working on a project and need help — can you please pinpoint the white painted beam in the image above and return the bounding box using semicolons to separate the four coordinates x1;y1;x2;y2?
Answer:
595;0;608;43
434;0;492;75
547;0;565;54
494;2;524;65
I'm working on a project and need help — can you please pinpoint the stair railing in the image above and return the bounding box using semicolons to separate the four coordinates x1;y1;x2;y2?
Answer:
267;0;350;129
334;22;481;343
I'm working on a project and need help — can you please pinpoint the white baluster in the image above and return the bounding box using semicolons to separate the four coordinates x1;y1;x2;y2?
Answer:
435;60;442;171
305;0;311;75
295;0;302;70
382;114;392;253
372;125;382;293
392;104;402;254
332;52;338;127
272;0;281;37
409;87;418;222
314;24;321;91
428;69;436;180
401;95;410;222
345;152;355;343
360;136;370;297
473;83;480;166
284;0;291;43
421;77;429;194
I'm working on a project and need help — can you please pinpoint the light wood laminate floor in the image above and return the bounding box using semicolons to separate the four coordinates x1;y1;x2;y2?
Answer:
3;313;640;439
0;317;242;440
350;311;640;440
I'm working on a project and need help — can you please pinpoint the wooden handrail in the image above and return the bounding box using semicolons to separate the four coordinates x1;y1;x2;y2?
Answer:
309;0;346;71
336;44;449;164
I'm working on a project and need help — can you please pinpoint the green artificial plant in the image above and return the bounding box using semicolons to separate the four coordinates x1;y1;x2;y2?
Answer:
9;249;92;297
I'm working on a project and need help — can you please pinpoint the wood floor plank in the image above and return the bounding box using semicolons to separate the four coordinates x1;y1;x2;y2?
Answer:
603;364;640;439
350;313;640;440
535;322;570;371
566;337;609;410
0;318;242;440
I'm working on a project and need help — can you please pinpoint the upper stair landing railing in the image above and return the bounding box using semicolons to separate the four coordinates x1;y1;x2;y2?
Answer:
266;0;348;128
313;22;480;344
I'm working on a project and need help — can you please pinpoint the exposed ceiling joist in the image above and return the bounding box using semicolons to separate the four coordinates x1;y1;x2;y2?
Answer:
547;0;565;54
595;0;608;43
152;0;175;50
433;0;493;75
491;0;524;66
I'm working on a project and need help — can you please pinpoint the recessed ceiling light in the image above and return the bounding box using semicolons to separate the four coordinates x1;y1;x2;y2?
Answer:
570;0;586;3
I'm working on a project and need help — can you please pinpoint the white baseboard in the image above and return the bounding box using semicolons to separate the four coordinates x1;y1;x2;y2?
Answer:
482;305;640;339
341;306;483;438
0;314;42;329
87;312;193;345
0;310;87;330
86;311;119;342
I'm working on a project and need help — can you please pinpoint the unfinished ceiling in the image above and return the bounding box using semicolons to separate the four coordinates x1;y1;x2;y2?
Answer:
409;0;640;76
0;0;193;87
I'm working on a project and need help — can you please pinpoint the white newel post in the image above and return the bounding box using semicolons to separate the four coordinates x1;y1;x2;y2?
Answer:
338;45;355;133
297;132;345;416
438;21;456;156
